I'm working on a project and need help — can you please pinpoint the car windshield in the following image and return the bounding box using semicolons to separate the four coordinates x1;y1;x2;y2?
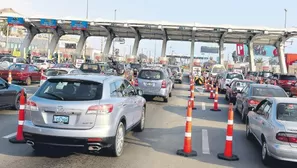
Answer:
45;69;68;76
8;64;26;71
80;64;101;73
138;70;163;80
35;79;103;101
279;75;297;80
130;64;141;70
277;103;297;122
170;67;180;73
252;87;287;97
34;59;45;63
212;67;225;73
259;72;273;78
234;81;252;88
0;57;13;62
227;73;243;79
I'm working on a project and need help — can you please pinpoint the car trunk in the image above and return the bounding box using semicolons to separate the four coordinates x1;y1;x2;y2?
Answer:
138;78;163;93
29;97;100;130
278;121;297;148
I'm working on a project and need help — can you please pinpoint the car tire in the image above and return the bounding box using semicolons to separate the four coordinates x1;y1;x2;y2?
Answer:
26;77;31;86
12;93;21;110
246;119;252;140
261;140;272;166
169;92;172;97
163;96;168;103
133;106;146;132
234;102;239;113
172;84;175;89
110;122;125;157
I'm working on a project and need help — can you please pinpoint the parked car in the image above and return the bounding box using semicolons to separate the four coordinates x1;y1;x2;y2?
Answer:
135;67;173;102
0;64;41;85
0;77;26;110
23;75;146;157
33;58;55;69
235;84;288;123
210;64;226;77
269;74;297;94
168;65;183;84
52;63;76;69
40;68;83;86
225;80;254;104
246;97;297;165
218;72;244;93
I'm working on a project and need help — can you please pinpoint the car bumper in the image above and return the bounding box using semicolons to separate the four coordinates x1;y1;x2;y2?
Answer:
142;88;168;97
268;143;297;162
23;121;115;148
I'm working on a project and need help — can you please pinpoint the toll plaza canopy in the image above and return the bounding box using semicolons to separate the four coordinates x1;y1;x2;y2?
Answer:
1;10;297;73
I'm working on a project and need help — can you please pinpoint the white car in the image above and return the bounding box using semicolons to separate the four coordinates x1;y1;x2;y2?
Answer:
33;58;55;70
40;68;83;86
218;72;244;93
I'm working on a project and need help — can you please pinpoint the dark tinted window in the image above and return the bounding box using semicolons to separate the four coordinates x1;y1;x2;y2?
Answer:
115;80;126;97
45;69;68;76
35;79;103;101
259;72;273;78
8;64;26;71
279;75;297;80
0;57;13;62
226;73;243;79
34;59;45;63
79;64;101;73
252;87;287;97
130;64;141;70
247;72;257;76
277;103;297;121
138;70;164;80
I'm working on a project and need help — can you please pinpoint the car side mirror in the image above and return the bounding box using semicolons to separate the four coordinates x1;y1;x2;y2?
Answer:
137;89;143;96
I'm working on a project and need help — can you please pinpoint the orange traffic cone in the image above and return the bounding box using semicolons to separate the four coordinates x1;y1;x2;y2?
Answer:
7;70;12;84
211;86;221;111
208;81;214;99
190;88;197;110
9;89;26;143
205;80;210;92
217;103;239;161
177;100;197;157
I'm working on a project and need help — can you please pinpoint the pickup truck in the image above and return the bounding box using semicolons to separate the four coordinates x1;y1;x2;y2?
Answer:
0;64;41;85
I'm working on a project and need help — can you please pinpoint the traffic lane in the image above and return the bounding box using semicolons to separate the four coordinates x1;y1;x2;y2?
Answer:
0;82;222;168
23;84;39;96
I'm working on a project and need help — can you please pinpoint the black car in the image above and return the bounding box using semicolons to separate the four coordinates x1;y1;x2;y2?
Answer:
79;63;101;74
0;77;26;110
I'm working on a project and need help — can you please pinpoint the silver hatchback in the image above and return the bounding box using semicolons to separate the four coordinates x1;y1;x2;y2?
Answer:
23;74;146;157
135;68;173;102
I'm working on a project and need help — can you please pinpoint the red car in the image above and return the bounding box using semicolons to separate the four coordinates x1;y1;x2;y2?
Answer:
270;74;297;93
0;64;41;85
52;63;76;69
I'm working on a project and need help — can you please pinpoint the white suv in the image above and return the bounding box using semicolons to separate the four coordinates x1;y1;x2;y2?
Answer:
218;72;244;93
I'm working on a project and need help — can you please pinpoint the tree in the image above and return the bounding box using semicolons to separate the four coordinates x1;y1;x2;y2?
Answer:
0;21;11;36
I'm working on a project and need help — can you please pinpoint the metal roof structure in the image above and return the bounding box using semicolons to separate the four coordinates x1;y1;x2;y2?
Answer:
1;12;297;46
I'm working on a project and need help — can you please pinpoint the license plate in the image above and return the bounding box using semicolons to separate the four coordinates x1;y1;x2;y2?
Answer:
146;82;154;86
53;115;69;124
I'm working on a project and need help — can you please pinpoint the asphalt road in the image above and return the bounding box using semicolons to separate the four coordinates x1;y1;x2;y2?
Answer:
0;78;297;168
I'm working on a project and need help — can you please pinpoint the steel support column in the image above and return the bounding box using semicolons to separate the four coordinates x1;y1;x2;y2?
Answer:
102;27;115;61
161;28;168;57
276;39;287;74
190;28;196;74
20;25;39;58
219;32;227;65
131;27;141;57
248;41;256;72
48;26;65;57
74;30;89;61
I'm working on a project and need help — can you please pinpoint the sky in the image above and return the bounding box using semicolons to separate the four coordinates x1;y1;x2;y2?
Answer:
1;0;297;61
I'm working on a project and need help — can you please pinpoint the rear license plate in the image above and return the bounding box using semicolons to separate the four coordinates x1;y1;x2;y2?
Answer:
146;82;155;86
53;115;69;124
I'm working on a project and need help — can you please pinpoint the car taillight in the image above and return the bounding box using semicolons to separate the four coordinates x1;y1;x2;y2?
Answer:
134;79;138;86
248;99;260;105
86;104;113;114
161;80;166;88
25;100;39;111
41;75;47;80
276;132;297;143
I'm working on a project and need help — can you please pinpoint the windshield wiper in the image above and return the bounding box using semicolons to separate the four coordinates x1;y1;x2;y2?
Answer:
44;92;64;100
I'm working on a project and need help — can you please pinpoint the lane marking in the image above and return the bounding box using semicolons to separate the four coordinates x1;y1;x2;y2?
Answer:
202;129;210;154
202;102;206;110
2;132;16;139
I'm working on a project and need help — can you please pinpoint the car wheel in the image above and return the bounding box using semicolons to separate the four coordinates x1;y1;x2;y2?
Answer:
172;84;175;89
110;122;125;157
26;77;31;85
261;140;272;166
180;81;182;84
234;102;239;113
12;93;21;110
163;96;168;103
133;106;146;132
246;120;252;140
169;92;172;97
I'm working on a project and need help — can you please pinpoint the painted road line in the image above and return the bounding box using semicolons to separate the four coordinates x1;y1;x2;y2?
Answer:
202;129;210;154
2;132;16;139
202;102;206;110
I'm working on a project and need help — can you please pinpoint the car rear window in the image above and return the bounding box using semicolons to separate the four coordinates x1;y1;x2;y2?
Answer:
8;64;26;70
138;70;164;80
35;79;103;101
80;64;101;73
259;72;273;78
45;69;68;76
279;75;297;80
252;87;287;97
277;103;297;121
130;64;141;70
247;72;257;76
170;67;180;73
53;64;70;68
227;73;243;79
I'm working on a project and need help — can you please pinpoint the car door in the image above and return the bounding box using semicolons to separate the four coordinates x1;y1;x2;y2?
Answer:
253;100;269;140
123;79;140;124
0;79;8;107
236;85;248;110
115;79;134;129
257;101;273;140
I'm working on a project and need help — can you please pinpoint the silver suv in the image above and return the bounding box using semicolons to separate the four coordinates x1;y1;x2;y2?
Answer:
23;74;146;157
135;67;173;102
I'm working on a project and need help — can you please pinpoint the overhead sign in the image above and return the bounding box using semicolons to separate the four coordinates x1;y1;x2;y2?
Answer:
40;19;57;28
235;44;279;57
200;46;219;53
7;17;25;26
71;20;88;30
236;44;244;56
